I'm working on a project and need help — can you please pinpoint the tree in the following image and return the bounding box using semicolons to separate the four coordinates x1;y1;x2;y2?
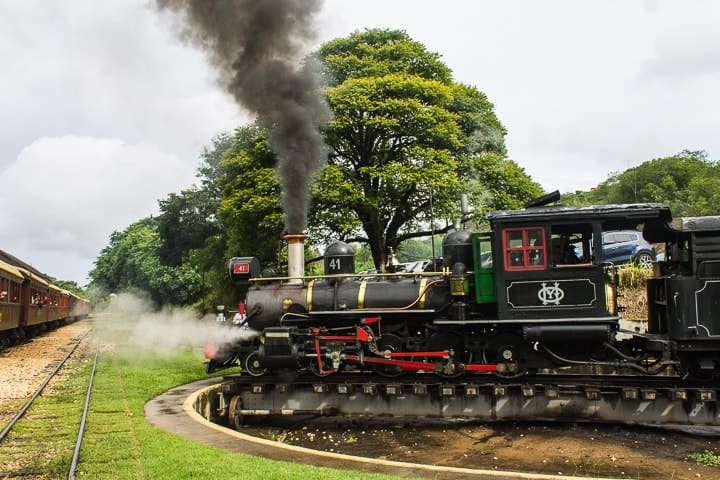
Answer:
214;125;286;266
157;187;220;266
458;152;543;224
89;218;202;306
52;280;85;297
571;150;719;216
311;29;508;270
687;169;720;215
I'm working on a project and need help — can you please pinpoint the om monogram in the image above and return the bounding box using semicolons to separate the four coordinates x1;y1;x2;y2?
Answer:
538;282;564;305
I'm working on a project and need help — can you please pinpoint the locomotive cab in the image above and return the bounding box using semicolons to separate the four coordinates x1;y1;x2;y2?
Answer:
480;203;673;359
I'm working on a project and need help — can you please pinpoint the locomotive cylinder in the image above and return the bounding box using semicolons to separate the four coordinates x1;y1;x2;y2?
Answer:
245;283;307;329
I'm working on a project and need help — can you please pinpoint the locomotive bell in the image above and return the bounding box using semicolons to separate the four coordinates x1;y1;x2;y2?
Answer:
324;240;355;275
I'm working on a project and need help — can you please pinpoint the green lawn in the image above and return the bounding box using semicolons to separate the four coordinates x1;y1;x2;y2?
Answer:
1;317;413;480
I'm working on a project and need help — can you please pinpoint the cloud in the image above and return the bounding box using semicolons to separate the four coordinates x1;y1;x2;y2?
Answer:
0;135;195;283
0;1;243;172
0;1;244;283
642;3;720;83
2;0;720;284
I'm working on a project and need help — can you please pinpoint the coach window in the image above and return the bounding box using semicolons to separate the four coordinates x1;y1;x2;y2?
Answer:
8;280;20;303
503;227;546;271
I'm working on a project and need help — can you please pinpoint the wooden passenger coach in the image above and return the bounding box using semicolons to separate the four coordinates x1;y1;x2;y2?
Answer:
0;260;25;337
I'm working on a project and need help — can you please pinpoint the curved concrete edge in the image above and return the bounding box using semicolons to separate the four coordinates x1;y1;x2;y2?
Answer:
159;380;622;480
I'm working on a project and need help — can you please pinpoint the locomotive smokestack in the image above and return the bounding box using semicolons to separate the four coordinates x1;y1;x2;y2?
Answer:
284;234;306;284
155;0;331;233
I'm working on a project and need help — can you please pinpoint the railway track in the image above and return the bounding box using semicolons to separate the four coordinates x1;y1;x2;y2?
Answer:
0;328;98;479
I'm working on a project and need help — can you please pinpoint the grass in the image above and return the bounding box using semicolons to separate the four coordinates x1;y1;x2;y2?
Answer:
616;263;654;289
1;316;414;480
688;450;720;468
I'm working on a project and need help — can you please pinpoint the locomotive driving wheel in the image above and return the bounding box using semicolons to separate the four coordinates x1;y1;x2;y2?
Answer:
371;333;405;377
228;395;244;430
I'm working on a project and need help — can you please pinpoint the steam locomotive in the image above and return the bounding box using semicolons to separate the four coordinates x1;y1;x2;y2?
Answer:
207;195;720;385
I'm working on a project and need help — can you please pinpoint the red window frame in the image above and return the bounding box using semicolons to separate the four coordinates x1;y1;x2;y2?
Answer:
503;227;547;271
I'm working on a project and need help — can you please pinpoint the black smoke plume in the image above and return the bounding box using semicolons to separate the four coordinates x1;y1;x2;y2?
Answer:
156;0;330;233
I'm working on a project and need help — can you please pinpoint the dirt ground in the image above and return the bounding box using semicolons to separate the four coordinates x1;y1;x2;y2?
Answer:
242;417;720;479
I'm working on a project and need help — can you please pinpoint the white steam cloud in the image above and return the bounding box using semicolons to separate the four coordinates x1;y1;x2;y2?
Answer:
96;292;258;359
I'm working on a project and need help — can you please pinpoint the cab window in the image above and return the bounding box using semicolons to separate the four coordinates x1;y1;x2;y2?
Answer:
551;223;594;266
503;227;546;271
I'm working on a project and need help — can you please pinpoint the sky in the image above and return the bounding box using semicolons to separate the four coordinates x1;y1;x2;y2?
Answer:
1;0;719;285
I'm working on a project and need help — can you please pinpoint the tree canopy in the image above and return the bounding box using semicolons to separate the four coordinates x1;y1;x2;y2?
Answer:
89;28;546;305
311;28;511;269
564;150;720;216
89;218;203;306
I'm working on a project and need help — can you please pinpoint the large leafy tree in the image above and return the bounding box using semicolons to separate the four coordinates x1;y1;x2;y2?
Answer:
310;29;510;269
90;29;544;307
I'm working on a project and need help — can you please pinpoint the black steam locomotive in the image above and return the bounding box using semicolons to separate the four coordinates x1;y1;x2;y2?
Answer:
207;197;720;385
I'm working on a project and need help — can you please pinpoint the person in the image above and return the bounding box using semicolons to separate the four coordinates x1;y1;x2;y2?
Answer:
233;303;247;326
560;236;580;264
386;247;399;273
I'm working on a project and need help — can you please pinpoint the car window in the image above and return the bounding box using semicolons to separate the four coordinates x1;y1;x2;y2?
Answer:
603;233;617;245
617;232;638;243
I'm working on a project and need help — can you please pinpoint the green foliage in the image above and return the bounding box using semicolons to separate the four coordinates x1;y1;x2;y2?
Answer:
89;218;202;306
616;264;653;289
458;151;543;225
396;235;443;263
689;450;720;468
216;125;285;265
317;28;453;85
52;279;86;297
312;28;509;269
567;150;720;216
157;187;220;267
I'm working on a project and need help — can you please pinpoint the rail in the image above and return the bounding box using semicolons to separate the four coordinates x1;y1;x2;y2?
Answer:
0;329;92;442
68;345;99;480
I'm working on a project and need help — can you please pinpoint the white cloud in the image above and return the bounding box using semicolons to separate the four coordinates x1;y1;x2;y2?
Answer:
0;136;195;283
2;0;720;284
